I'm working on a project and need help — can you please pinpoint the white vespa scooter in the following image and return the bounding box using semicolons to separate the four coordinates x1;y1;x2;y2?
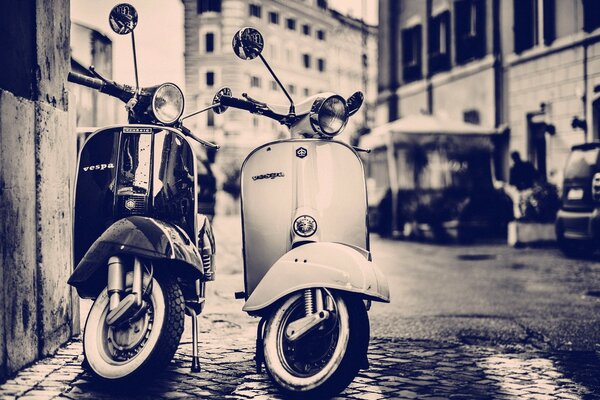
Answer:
214;28;390;398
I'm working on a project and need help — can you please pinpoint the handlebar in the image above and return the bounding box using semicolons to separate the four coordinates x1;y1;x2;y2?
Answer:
68;72;104;90
219;95;258;112
219;95;289;124
69;71;218;150
68;71;133;103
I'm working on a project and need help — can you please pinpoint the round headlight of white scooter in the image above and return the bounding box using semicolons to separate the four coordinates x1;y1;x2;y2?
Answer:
293;215;318;238
309;95;349;137
152;83;184;124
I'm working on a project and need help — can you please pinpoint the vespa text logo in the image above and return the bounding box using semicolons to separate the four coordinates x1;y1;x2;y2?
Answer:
252;172;285;181
83;163;115;172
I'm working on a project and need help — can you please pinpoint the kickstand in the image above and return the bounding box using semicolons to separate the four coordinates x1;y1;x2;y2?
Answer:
187;306;201;373
255;317;266;373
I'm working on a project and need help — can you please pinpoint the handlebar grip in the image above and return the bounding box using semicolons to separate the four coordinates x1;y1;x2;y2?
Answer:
219;95;256;112
68;72;104;90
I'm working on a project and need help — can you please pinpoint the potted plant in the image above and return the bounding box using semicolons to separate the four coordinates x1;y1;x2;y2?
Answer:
508;181;561;246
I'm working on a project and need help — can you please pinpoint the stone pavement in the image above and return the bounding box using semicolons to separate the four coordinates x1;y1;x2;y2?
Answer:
1;332;599;399
2;216;600;399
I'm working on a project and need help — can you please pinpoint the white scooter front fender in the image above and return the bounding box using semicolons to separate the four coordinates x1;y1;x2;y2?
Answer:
243;242;390;313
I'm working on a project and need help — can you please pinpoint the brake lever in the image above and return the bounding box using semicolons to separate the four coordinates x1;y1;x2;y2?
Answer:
180;125;220;150
89;65;113;86
125;94;139;112
352;146;371;153
242;93;268;108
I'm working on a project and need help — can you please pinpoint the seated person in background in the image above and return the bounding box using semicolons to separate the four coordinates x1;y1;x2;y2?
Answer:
509;151;538;191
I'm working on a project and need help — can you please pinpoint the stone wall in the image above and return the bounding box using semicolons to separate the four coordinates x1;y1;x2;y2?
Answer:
0;0;77;382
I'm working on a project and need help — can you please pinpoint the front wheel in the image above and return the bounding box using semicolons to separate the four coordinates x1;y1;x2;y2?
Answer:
83;273;185;383
263;291;369;398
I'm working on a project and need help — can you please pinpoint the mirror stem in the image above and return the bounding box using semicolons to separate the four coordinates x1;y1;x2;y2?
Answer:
131;31;140;91
180;103;219;121
258;54;295;115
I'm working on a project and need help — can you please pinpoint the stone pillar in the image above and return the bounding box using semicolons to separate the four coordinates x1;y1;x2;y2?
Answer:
0;0;76;381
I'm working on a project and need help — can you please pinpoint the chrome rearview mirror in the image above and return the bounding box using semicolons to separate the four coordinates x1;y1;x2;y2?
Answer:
212;87;232;114
109;3;138;35
232;27;264;60
347;91;364;117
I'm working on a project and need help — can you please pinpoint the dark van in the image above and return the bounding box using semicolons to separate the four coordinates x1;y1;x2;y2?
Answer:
556;142;600;256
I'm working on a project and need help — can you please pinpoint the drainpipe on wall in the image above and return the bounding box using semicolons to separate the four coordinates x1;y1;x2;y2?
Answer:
583;38;589;143
492;0;507;180
425;0;433;114
389;0;400;122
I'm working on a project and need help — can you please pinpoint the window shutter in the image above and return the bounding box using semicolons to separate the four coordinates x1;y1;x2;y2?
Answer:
514;0;534;53
543;0;556;45
454;0;468;63
475;0;486;56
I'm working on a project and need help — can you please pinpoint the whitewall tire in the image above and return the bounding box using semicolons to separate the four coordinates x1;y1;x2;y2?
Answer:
83;273;184;382
263;291;369;398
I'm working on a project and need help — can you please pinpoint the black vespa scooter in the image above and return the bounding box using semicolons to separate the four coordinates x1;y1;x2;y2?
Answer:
67;4;229;382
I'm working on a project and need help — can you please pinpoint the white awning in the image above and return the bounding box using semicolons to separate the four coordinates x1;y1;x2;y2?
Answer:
360;114;500;149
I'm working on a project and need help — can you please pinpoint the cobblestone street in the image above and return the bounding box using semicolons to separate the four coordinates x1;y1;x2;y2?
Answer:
1;335;599;399
1;216;600;399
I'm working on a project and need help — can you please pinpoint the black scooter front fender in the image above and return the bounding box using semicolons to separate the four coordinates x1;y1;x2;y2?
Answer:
68;216;203;298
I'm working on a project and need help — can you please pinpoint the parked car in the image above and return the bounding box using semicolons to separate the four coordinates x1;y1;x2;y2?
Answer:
555;142;600;257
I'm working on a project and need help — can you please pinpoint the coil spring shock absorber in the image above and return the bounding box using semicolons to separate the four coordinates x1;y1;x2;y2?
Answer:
304;289;313;316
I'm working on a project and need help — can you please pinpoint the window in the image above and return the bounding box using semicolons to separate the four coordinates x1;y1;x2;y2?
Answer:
455;0;486;64
583;0;600;32
286;18;296;31
316;30;326;41
428;11;450;74
302;24;311;36
402;25;422;82
197;0;220;13
513;0;556;53
288;84;296;95
269;11;279;24
317;0;327;9
207;109;215;127
303;53;311;69
268;43;278;60
270;80;278;91
317;58;326;72
303;88;310;96
206;71;215;87
205;32;214;53
250;76;261;88
249;4;262;18
463;109;480;124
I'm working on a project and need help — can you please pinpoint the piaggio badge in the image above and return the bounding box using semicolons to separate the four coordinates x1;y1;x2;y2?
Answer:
296;147;308;158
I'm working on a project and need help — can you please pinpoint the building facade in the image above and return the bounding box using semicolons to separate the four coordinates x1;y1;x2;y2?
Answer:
378;0;600;185
182;0;377;167
70;22;123;128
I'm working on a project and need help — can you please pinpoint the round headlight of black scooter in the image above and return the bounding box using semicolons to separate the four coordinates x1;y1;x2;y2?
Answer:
152;83;184;124
309;95;349;137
